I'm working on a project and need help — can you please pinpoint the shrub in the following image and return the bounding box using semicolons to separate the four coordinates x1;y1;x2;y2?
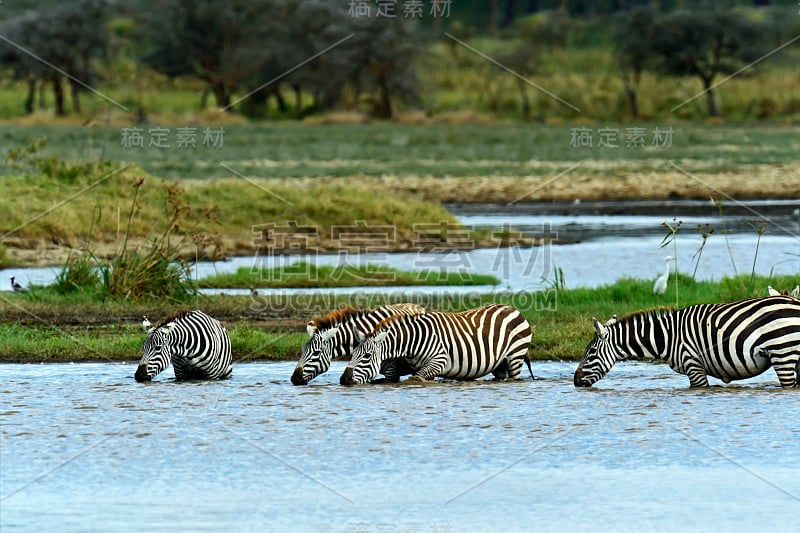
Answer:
53;177;213;302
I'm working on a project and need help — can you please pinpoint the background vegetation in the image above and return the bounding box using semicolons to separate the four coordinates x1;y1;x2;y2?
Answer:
1;0;798;122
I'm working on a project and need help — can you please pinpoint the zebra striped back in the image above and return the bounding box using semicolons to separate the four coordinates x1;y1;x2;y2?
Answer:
136;310;232;382
291;303;425;385
574;296;800;388
340;304;532;385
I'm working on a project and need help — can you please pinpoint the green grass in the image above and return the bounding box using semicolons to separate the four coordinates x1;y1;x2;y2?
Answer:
199;263;500;289
0;159;461;263
0;322;305;363
2;123;799;181
2;273;796;363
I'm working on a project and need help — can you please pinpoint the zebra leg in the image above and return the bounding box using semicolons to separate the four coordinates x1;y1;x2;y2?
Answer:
410;354;448;381
491;359;509;380
765;351;800;387
377;359;414;384
172;357;189;381
684;365;709;387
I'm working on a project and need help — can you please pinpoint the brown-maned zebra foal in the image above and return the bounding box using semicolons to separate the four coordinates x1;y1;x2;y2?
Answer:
340;304;533;385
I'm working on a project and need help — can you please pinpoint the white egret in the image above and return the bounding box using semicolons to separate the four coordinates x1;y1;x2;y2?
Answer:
652;256;673;295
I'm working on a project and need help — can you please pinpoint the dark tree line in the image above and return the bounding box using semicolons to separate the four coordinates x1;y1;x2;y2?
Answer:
0;0;794;119
137;0;420;118
0;0;420;118
614;6;770;117
0;0;107;115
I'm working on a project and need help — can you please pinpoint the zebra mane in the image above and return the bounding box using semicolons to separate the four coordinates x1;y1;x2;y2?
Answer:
366;312;411;337
155;309;193;329
310;306;370;331
616;307;673;324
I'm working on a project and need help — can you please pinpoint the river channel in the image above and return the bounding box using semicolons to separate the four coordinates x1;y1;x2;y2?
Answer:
3;200;799;295
1;361;798;532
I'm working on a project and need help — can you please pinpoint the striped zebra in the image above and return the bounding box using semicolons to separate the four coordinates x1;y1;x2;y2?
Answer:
340;303;533;385
291;303;426;385
574;295;800;388
135;310;232;382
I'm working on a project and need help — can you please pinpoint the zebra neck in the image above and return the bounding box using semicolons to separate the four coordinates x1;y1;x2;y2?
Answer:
616;311;673;360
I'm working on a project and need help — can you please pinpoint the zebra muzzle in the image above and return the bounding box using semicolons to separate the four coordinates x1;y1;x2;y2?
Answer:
340;367;355;386
573;366;590;387
290;366;308;386
134;366;152;382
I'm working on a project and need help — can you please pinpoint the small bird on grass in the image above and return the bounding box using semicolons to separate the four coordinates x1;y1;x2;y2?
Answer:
10;276;27;292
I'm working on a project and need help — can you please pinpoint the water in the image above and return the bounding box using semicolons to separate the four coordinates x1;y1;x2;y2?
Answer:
4;233;798;297
2;362;799;532
3;200;798;294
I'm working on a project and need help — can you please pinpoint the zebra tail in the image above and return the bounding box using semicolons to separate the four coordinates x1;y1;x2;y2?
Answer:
524;353;535;380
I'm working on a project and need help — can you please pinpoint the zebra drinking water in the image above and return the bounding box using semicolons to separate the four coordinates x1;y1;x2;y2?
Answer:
574;295;800;388
291;303;426;385
340;303;533;385
136;310;232;382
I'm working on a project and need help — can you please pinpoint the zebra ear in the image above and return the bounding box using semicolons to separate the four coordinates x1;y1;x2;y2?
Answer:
768;286;780;296
142;316;151;332
320;326;338;342
307;322;317;337
373;330;389;344
791;286;799;298
160;321;177;336
604;314;618;326
355;329;367;343
592;317;608;338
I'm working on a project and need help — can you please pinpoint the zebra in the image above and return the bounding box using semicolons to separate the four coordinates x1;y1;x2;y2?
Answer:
768;285;799;298
574;295;800;388
135;310;232;382
340;303;533;385
291;303;426;385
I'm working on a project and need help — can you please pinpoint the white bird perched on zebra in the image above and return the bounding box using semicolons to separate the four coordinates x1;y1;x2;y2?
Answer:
10;276;26;292
652;256;674;295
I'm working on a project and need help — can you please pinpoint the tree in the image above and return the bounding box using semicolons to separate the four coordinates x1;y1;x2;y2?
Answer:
0;1;108;115
651;9;766;117
346;17;422;119
139;0;269;110
612;5;657;118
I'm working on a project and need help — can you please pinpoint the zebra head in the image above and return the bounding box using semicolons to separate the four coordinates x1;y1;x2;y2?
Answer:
291;326;340;385
340;329;389;385
135;322;176;382
574;317;622;387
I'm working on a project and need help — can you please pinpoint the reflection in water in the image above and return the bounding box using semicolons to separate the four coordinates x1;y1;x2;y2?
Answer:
2;362;798;532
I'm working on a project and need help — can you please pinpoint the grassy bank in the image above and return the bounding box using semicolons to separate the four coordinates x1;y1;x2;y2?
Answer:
2;273;796;364
3;123;799;268
0;161;464;267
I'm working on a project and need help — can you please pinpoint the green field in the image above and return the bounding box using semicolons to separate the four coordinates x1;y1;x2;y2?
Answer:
3;122;800;180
